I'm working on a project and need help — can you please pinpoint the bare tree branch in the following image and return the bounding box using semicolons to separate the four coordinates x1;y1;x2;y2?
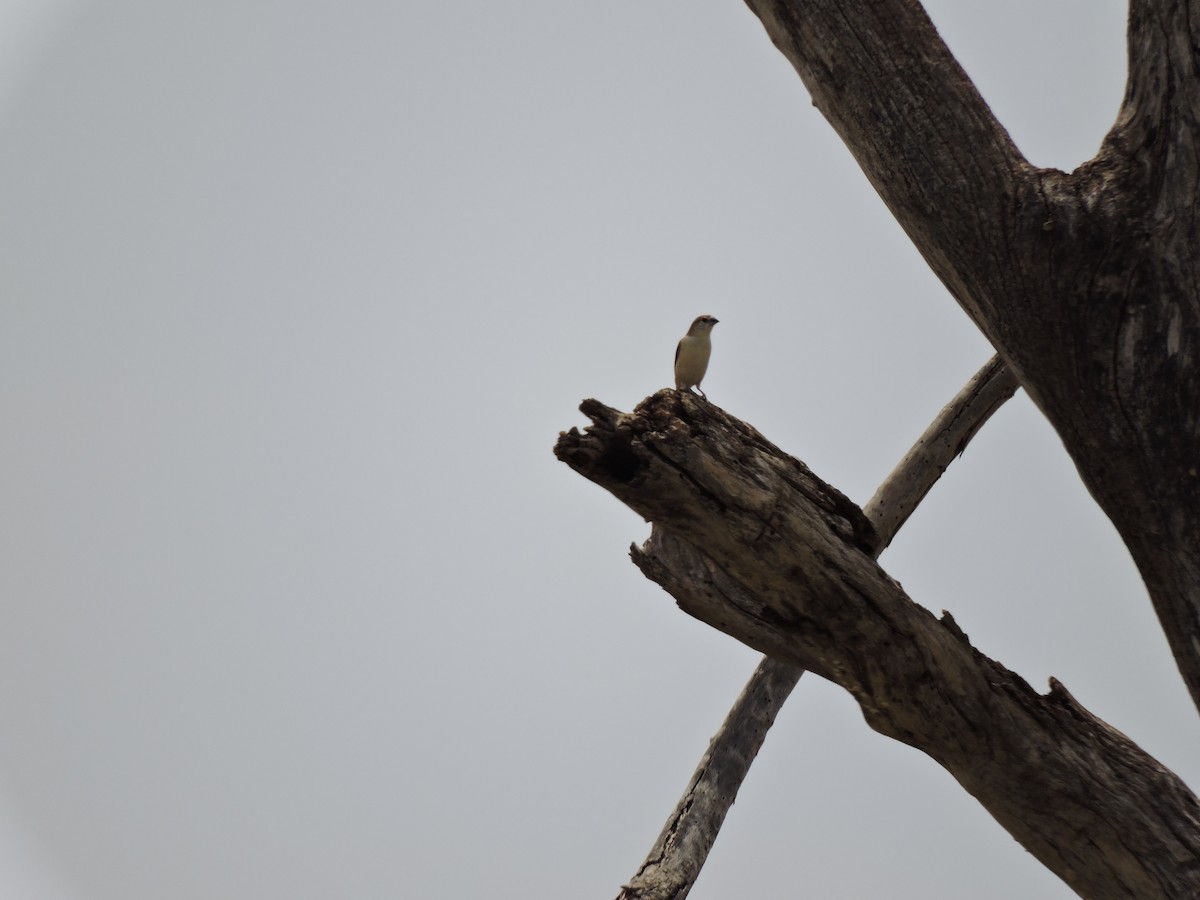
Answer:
614;355;1018;900
557;391;1200;899
865;354;1018;549
614;652;798;900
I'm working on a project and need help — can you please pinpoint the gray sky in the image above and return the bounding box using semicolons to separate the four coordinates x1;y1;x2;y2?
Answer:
0;1;1193;898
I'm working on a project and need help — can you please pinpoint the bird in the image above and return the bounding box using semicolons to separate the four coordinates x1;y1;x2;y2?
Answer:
674;314;719;400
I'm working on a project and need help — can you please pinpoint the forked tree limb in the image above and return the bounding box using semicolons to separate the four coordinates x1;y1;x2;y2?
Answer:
614;355;1017;900
740;0;1200;714
556;389;1200;899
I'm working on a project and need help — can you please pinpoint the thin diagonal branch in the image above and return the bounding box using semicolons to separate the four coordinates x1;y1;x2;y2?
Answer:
866;355;1019;548
615;355;1018;900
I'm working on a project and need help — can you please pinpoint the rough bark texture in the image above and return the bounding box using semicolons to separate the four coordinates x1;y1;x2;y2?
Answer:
741;0;1200;713
615;355;1018;900
615;652;799;900
556;392;1200;899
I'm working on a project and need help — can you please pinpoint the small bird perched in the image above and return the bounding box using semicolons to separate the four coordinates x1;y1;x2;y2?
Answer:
674;314;719;400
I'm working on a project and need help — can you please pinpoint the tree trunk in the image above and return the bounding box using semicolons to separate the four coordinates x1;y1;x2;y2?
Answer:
740;0;1200;714
556;392;1200;898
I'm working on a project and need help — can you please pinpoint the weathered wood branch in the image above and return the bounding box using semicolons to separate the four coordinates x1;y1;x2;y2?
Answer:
865;353;1019;550
614;651;798;900
614;355;1018;900
743;0;1027;319
740;0;1200;713
556;392;1200;899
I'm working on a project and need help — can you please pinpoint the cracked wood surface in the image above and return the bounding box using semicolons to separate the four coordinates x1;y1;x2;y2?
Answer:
556;391;1200;899
612;355;1018;900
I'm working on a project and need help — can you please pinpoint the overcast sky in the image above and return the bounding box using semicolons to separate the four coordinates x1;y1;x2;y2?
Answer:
1;1;1194;898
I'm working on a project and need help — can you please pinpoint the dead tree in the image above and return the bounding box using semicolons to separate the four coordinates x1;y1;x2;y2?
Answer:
556;1;1200;897
742;0;1200;711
